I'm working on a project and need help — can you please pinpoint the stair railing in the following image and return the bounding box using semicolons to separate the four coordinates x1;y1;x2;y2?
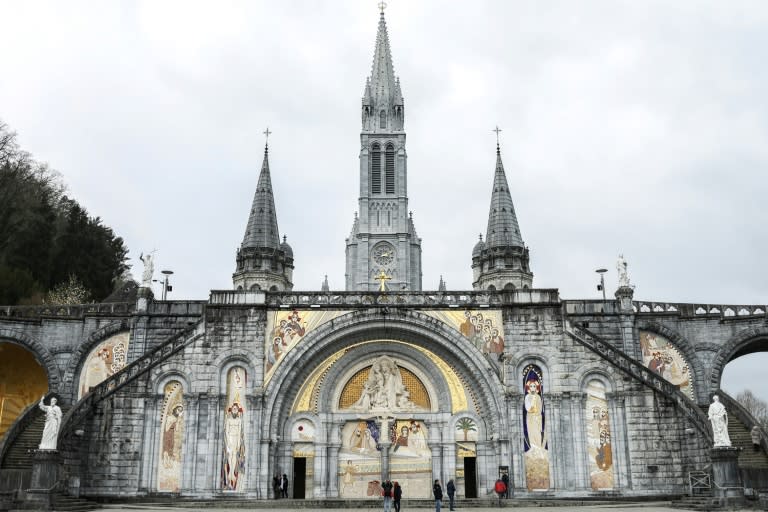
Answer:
688;470;711;496
715;390;768;455
564;321;713;444
58;320;204;441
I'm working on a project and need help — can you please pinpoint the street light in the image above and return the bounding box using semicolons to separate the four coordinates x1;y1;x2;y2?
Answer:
160;270;174;301
595;268;607;301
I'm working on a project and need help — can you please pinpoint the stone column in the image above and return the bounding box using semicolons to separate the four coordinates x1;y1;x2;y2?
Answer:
710;447;744;506
326;443;342;498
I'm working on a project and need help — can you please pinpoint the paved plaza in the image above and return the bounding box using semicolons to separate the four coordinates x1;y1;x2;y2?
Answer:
89;502;698;512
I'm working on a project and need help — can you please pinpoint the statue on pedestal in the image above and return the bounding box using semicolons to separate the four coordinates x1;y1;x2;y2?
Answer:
708;395;732;448
617;254;631;288
38;396;62;450
139;252;155;288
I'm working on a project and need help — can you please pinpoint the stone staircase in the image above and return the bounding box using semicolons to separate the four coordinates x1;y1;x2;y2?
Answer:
672;494;718;511
1;405;71;471
696;405;768;470
52;494;100;511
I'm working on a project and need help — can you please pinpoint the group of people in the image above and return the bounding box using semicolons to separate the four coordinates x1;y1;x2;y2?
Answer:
271;473;289;498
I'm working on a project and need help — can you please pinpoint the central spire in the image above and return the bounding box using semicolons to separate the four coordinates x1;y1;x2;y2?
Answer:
362;9;404;132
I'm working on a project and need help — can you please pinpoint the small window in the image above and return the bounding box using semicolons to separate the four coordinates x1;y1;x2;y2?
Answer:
380;110;386;129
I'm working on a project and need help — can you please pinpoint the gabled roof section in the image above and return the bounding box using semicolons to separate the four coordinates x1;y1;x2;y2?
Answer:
485;145;525;249
241;145;280;250
369;11;398;107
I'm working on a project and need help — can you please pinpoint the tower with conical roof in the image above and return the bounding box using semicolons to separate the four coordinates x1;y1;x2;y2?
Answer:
472;142;532;290
233;139;294;291
345;7;422;291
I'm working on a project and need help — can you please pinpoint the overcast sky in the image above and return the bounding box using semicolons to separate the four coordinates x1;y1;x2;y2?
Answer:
1;1;766;401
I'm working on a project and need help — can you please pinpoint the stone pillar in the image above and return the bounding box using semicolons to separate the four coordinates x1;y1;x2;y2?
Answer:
380;441;391;481
615;285;636;355
24;450;61;510
327;443;341;497
710;447;744;506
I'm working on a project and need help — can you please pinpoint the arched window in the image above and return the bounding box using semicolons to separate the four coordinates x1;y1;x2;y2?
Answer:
379;110;386;129
370;143;381;194
249;284;261;291
504;283;515;291
385;144;395;194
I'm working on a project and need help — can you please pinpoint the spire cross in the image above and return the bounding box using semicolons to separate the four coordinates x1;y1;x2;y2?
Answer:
378;1;387;13
263;127;272;147
493;125;502;147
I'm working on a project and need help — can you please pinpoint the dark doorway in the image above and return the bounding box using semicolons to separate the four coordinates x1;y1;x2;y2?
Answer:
464;457;477;498
293;457;306;499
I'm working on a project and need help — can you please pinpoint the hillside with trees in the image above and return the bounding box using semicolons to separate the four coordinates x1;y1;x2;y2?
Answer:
0;121;129;305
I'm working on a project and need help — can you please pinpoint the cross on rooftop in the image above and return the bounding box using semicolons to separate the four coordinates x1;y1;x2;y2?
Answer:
378;1;387;13
263;127;272;146
493;125;502;146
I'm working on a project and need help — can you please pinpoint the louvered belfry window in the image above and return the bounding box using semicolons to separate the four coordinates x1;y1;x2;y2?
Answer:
371;143;382;194
385;144;395;194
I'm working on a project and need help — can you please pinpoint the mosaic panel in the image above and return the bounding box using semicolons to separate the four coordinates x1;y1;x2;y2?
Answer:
424;310;504;354
157;381;184;492
639;331;695;399
78;332;130;399
522;364;549;491
221;367;246;491
585;379;614;490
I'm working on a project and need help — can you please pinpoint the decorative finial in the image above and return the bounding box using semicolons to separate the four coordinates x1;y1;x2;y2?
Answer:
283;235;287;243
409;210;413;218
263;127;272;151
479;233;483;241
378;1;387;14
493;125;502;151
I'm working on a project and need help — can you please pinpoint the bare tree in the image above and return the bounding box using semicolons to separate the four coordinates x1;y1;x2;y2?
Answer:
736;390;768;428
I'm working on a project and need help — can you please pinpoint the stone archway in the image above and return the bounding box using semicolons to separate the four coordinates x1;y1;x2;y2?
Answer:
0;341;50;438
709;326;768;396
261;308;507;499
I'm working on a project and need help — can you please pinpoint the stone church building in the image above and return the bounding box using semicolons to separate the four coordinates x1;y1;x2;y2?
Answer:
1;9;767;508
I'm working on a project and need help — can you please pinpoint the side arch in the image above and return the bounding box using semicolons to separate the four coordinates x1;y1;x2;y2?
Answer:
0;327;61;394
709;326;768;395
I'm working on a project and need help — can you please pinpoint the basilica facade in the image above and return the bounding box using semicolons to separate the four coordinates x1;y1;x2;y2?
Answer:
1;9;767;507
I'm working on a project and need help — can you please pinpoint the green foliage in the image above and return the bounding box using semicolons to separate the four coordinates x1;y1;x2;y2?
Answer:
0;120;129;304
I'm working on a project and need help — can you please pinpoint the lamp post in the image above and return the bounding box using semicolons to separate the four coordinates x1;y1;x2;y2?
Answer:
160;270;174;301
595;268;607;302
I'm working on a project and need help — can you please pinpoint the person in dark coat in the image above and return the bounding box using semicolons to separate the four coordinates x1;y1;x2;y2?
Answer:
281;473;289;498
433;479;443;512
501;472;510;498
272;474;280;499
446;479;456;511
393;481;402;512
382;479;394;512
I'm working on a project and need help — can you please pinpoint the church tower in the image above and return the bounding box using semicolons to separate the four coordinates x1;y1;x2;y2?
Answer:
345;9;422;291
233;141;294;291
472;142;533;290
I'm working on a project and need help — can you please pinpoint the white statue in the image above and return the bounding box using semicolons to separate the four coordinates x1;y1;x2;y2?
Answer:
708;395;732;447
349;356;416;412
139;252;155;288
617;254;631;288
38;396;62;450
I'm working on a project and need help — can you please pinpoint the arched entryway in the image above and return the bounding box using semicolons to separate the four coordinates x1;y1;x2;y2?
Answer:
0;342;49;438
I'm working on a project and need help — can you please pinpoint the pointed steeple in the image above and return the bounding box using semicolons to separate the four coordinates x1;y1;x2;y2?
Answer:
241;144;280;250
361;9;404;132
233;135;294;292
370;10;396;106
438;275;446;292
472;138;532;291
321;275;330;292
485;144;524;249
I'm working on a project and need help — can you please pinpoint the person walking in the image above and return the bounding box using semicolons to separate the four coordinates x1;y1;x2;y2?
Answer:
382;479;394;512
501;472;510;498
752;426;763;452
281;473;289;498
272;474;280;499
446;479;456;511
493;479;506;507
393;481;402;512
433;479;443;512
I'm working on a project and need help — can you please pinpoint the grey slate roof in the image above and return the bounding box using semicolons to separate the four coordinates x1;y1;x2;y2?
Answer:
485;146;525;249
241;146;280;250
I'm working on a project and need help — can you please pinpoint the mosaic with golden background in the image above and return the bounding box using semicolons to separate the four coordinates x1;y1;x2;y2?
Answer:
264;310;349;384
424;310;504;354
78;332;130;399
221;367;247;491
585;379;614;490
639;331;695;399
157;381;184;492
0;342;48;438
